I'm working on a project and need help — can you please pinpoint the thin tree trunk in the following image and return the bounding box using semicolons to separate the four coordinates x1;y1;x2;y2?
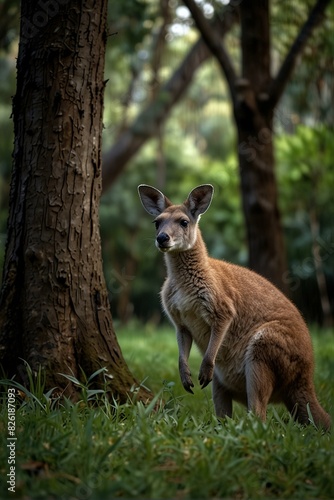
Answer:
309;208;333;327
0;0;151;403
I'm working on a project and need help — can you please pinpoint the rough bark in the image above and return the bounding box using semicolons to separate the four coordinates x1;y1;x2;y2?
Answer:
0;0;151;403
236;109;287;290
235;0;288;291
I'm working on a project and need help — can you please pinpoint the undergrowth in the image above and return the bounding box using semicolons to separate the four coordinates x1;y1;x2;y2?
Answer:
0;325;333;499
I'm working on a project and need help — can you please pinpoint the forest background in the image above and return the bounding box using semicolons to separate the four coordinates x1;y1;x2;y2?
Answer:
0;0;333;328
0;2;333;498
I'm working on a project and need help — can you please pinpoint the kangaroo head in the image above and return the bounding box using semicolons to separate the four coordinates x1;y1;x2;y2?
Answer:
138;184;214;253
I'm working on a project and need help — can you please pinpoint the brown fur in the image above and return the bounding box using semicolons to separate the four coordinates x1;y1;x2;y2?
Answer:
138;184;331;430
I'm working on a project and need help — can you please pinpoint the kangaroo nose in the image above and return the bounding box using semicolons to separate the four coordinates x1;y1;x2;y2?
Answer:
157;232;170;245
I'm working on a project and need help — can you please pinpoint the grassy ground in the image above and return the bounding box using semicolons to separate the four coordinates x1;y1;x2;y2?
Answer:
0;323;333;500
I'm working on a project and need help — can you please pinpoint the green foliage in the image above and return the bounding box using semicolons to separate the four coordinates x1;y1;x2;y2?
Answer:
277;124;334;260
0;1;20;51
0;51;16;272
108;0;157;50
273;0;334;124
1;325;333;499
277;125;334;208
275;125;334;321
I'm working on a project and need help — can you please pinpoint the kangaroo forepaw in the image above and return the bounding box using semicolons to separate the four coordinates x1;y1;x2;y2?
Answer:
179;365;194;394
183;378;194;394
198;359;214;389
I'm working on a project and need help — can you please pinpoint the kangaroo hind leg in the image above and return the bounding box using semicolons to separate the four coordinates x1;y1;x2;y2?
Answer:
245;360;275;421
212;371;233;419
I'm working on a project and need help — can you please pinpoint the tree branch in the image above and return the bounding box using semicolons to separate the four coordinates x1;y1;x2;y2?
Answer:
102;38;209;191
182;0;238;106
102;10;238;191
268;0;332;109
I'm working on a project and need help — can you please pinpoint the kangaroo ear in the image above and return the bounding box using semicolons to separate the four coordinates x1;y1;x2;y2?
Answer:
185;184;214;218
138;184;172;216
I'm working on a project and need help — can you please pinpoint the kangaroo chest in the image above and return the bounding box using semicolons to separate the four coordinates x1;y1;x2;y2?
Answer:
162;277;212;354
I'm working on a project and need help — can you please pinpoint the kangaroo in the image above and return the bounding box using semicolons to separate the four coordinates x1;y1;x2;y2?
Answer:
138;184;331;430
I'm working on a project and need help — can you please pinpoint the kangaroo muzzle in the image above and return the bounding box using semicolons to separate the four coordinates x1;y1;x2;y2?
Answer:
156;232;170;251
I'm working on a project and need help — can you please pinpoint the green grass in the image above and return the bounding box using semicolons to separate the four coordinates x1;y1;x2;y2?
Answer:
0;324;333;499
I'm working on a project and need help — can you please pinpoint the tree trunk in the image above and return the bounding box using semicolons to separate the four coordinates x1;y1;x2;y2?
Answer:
235;1;287;292
236;111;287;291
0;0;151;403
309;208;333;327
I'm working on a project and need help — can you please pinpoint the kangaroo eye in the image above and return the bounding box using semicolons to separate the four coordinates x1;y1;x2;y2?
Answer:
180;219;189;228
153;220;160;230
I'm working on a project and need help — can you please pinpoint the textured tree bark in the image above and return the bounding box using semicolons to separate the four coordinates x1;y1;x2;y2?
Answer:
236;108;287;291
235;0;287;291
0;0;151;403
